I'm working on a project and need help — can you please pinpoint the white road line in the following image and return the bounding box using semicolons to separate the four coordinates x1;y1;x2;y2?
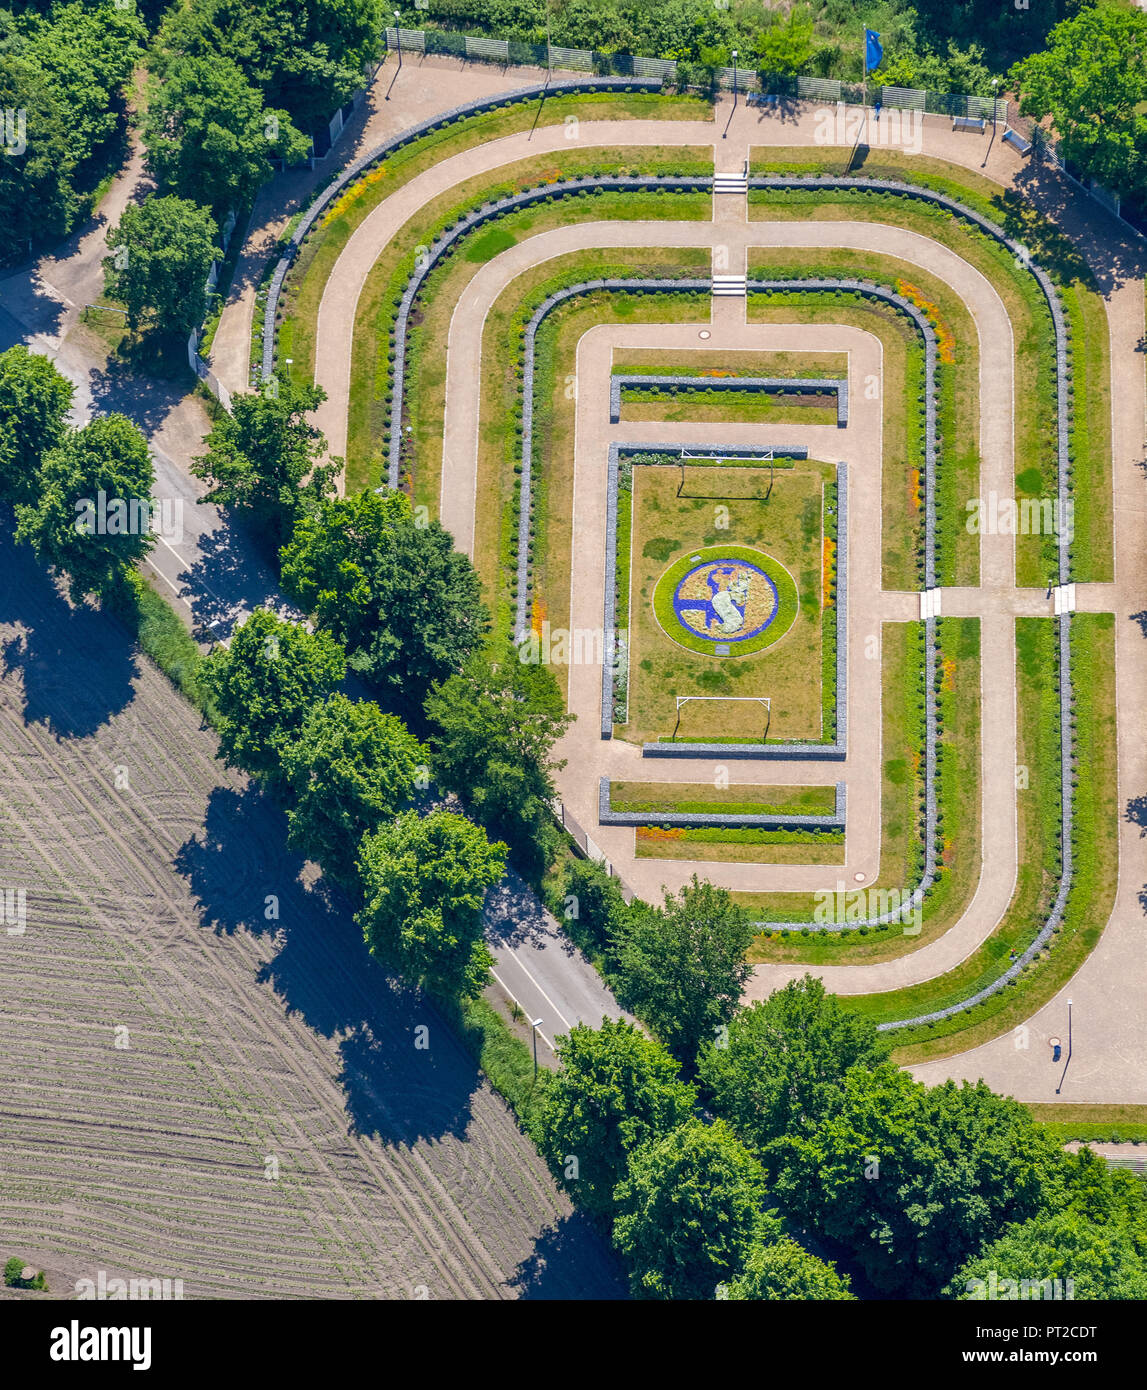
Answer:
489;967;556;1052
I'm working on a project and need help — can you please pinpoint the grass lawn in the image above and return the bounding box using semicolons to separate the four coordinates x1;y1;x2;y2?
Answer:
747;247;977;588
620;387;838;427
635;826;846;864
621;461;831;744
612;348;848;378
610;781;837;815
842;613;1116;1059
476;252;713;646
746;147;1112;584
744;617;981;964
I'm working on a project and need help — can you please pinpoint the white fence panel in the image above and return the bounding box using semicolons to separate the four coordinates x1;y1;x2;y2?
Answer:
549;44;594;71
880;85;925;111
632;54;676;80
466;36;509;62
796;75;841;101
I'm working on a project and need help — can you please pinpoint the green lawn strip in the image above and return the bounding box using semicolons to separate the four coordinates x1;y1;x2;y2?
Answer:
636;830;846;864
821;478;838;741
445;993;550;1133
610;780;837;816
748;246;976;587
612;349;848;378
105;572;217;721
1029;1103;1147;1142
626;463;827;744
745;289;925;590
854;613;1116;1060
1037;1122;1147;1146
746;150;1112;582
620;387;838;427
477;253;711;647
745;617;981;965
275;90;711;375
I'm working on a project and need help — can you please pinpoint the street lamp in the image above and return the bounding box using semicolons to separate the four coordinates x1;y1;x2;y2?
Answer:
394;11;403;71
531;1017;543;1075
1055;998;1073;1094
731;50;738;107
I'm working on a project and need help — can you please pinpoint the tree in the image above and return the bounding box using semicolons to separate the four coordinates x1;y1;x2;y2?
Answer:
612;877;754;1062
356;809;507;999
0;346;73;505
280;489;488;711
538;1019;697;1219
199;608;346;778
753;7;814;76
281;694;427;884
1010;8;1147;201
947;1210;1147;1302
143;52;308;214
726;1235;854;1301
424;652;572;868
613;1118;774;1300
3;1255;46;1290
193;377;338;548
770;1063;1068;1296
557;854;627;957
0;54;77;256
697;976;890;1157
15;414;155;600
103;196;220;337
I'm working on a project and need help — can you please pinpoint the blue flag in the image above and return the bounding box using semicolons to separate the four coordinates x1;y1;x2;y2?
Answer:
865;28;883;73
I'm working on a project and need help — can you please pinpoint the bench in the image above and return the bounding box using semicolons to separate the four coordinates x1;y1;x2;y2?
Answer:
1003;127;1032;156
749;92;779;107
952;115;986;133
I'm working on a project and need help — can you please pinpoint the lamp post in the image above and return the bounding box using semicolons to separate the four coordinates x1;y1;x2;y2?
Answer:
731;49;738;109
1055;998;1073;1094
531;1017;543;1076
394;11;403;71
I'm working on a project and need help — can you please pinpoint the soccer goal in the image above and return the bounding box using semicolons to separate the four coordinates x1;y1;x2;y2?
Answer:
670;695;771;742
675;449;779;501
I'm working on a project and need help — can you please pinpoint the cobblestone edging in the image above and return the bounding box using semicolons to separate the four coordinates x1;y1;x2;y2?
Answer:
609;374;849;427
259;77;664;380
598;775;847;830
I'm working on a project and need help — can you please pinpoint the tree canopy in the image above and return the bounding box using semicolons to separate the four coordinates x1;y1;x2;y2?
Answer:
104;196;220;337
356;808;507;999
697;975;890;1157
613;1117;773;1300
15;413;155;600
538;1019;697;1219
280;489;488;712
0;345;74;506
281;694;427;884
193;377;338;548
199;608;347;778
612;877;754;1062
726;1234;854;1301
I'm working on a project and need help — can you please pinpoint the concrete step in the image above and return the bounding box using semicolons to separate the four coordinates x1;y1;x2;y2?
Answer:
713;176;749;194
711;274;747;296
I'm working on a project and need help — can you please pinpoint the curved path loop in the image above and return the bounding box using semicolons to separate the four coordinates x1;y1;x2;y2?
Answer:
309;91;1147;1100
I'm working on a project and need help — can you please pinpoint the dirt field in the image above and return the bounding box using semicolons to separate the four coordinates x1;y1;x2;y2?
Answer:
0;534;621;1300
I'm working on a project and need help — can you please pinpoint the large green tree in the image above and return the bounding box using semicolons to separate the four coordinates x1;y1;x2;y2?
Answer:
281;694;427;884
0;53;77;255
193;377;337;548
726;1235;854;1301
280;489;488;712
770;1063;1068;1296
0;345;73;505
200;608;346;778
947;1209;1147;1302
613;1118;773;1300
612;877;754;1062
15;414;155;599
104;195;220;336
697;976;890;1157
1010;8;1147;201
538;1019;697;1219
424;652;572;868
143;52;308;213
356;808;506;999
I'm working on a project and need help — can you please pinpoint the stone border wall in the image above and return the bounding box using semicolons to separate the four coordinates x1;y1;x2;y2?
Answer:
609;374;848;426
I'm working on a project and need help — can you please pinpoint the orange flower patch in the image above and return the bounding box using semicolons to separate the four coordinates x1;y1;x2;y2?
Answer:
700;368;737;377
941;655;956;692
531;597;547;638
895;278;955;364
636;826;686;842
822;534;836;606
322;164;388;226
908;466;923;513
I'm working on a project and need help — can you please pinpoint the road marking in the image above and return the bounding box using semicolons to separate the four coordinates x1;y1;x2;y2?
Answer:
489;968;556;1052
496;946;574;1033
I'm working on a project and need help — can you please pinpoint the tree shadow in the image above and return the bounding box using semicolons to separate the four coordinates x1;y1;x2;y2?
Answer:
0;526;137;739
508;1211;626;1300
1125;794;1147;838
1130;611;1147;638
485;866;579;958
180;516;291;634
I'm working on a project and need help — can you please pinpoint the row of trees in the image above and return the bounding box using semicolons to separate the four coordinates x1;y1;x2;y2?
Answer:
535;981;1147;1300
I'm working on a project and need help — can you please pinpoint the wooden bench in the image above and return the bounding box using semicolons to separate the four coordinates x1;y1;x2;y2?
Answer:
952;115;987;133
1003;127;1032;155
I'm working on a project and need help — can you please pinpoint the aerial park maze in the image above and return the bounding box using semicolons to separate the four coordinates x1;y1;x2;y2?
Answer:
270;79;1120;1073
